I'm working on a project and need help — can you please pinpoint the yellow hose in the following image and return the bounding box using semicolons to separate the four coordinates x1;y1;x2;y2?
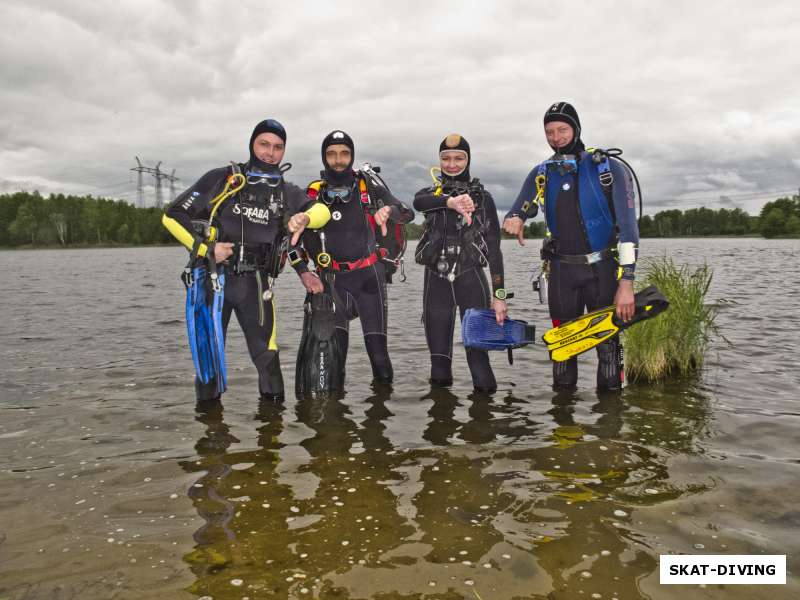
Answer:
429;167;443;197
208;173;246;223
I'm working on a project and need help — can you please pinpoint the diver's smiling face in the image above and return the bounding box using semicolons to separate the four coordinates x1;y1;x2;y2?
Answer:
252;132;285;165
440;150;468;176
545;121;574;152
325;144;352;173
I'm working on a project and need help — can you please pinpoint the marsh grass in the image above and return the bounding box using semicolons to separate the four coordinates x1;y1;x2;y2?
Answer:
624;257;721;382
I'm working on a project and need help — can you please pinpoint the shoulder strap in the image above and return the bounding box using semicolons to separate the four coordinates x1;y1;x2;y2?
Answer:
467;178;487;223
596;157;616;219
597;157;613;188
358;175;371;205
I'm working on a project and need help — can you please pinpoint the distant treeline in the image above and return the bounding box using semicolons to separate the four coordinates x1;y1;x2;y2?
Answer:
0;191;172;247
1;191;798;247
638;196;800;238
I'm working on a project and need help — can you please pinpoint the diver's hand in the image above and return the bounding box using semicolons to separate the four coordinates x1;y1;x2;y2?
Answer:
614;279;635;322
491;298;508;325
288;213;311;246
502;216;525;246
300;271;324;294
447;194;474;225
373;205;392;236
213;242;234;264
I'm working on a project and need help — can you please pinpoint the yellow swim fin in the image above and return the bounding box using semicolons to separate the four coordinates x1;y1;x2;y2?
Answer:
543;285;669;362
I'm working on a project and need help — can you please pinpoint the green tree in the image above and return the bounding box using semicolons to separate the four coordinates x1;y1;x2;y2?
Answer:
527;221;546;237
638;214;655;237
116;222;130;243
9;200;40;244
653;210;682;237
785;214;800;236
760;196;800;223
761;207;787;238
727;208;752;235
0;192;24;245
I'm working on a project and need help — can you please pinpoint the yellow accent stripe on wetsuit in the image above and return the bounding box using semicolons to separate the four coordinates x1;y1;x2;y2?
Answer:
162;214;209;257
305;202;331;228
268;294;278;351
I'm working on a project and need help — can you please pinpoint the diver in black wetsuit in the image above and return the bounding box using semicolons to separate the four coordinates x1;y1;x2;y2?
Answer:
413;134;507;393
298;130;414;386
163;119;330;403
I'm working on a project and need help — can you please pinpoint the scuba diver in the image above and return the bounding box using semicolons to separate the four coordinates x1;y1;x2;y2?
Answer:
163;118;330;403
296;130;414;391
413;134;506;393
503;102;640;392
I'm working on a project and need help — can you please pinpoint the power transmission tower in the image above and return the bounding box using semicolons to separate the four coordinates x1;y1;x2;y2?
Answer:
168;169;178;202
133;157;145;208
153;161;163;208
130;157;180;208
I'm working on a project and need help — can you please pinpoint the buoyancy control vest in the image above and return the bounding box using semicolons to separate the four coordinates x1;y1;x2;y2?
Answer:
305;169;406;282
415;177;491;279
209;163;289;276
541;152;616;252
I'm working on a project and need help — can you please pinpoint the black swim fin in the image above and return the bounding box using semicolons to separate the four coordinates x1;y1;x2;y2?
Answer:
295;291;346;395
543;285;669;362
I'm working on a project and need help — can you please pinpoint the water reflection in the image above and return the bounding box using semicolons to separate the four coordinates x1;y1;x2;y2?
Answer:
181;380;714;598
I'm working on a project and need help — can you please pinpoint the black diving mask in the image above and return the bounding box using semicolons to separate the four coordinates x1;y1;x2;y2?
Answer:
246;163;291;187
544;157;578;175
246;171;282;187
323;185;353;204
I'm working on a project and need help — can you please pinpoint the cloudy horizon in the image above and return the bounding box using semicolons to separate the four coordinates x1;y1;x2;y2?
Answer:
2;0;798;216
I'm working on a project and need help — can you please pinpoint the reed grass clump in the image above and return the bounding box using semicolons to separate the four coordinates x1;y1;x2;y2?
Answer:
624;257;720;382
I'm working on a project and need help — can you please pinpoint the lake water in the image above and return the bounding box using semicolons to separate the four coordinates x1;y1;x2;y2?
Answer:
1;239;798;599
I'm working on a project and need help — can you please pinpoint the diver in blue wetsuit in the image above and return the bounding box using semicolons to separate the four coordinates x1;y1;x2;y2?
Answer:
503;102;640;392
163;119;330;403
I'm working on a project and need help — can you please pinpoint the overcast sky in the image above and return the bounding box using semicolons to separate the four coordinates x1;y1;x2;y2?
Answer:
2;0;798;215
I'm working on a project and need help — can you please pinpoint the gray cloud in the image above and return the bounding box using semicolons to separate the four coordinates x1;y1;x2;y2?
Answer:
1;0;798;216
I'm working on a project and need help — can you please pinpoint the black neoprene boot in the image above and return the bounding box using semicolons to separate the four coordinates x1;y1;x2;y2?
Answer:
596;338;623;392
553;357;578;391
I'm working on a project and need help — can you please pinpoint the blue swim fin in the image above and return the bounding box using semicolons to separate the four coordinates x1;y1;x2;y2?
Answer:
210;267;226;394
185;268;203;380
184;264;227;394
462;309;536;364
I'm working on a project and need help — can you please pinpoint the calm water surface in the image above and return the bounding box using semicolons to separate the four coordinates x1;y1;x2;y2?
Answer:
1;239;798;599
